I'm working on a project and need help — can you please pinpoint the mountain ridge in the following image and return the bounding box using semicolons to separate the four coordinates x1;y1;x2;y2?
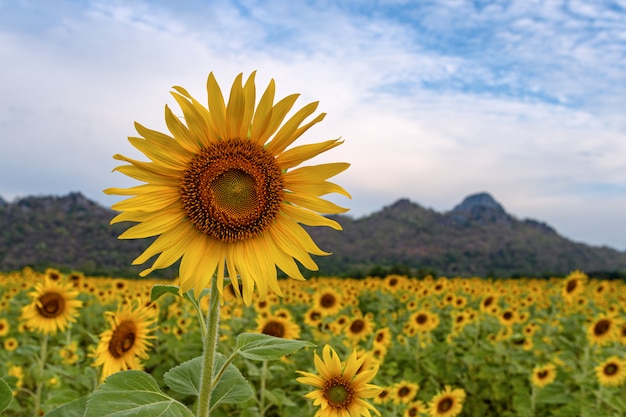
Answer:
0;191;625;278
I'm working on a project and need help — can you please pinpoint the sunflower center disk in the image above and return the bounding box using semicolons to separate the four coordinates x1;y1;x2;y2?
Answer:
181;139;284;242
36;292;65;318
108;320;137;358
438;397;453;412
325;378;353;408
262;321;285;338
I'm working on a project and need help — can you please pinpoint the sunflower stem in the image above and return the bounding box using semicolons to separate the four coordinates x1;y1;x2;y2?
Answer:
33;333;48;417
196;277;221;417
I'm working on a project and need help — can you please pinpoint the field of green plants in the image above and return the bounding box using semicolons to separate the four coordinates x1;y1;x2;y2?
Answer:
1;267;625;416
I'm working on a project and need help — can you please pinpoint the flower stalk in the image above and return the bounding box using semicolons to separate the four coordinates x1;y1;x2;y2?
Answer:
196;276;221;417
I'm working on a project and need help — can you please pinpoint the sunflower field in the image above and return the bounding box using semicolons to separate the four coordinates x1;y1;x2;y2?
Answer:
1;267;625;417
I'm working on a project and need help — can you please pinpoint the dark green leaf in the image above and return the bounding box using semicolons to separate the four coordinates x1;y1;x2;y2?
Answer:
235;333;315;361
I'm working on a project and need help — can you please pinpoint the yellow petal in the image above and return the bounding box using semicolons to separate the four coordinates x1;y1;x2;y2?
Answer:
265;101;319;155
249;78;275;143
281;204;342;230
206;72;227;139
170;92;215;147
164;104;203;154
275;139;343;170
256;94;300;145
118;208;185;239
239;72;257;139
225;73;245;138
286;193;349;215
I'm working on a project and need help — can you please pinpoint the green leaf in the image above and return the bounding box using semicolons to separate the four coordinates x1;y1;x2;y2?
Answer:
535;382;572;404
150;284;181;302
210;355;254;408
85;370;194;417
0;378;12;413
46;395;89;417
164;356;203;396
163;354;254;408
235;333;315;361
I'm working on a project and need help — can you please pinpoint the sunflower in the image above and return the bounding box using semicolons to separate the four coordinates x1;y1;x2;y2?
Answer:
4;337;18;351
296;345;382;417
595;356;626;387
405;400;428;417
255;313;301;340
372;327;392;348
531;363;557;388
427;385;466;417
391;380;420;405
105;72;350;305
345;312;376;345
562;270;587;302
587;313;620;347
21;277;83;335
0;318;9;337
92;301;157;381
313;287;344;317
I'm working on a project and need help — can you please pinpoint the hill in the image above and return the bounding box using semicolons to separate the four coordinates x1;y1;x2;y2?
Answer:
1;192;625;279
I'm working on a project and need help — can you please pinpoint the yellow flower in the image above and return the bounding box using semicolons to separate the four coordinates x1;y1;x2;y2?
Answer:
254;313;301;340
8;365;24;389
595;356;626;387
404;400;428;417
0;318;9;337
105;72;350;305
92;301;157;381
3;337;18;351
562;270;587;302
531;363;558;388
313;287;344;317
297;345;382;417
390;380;420;405
20;277;83;335
427;385;466;417
587;313;620;347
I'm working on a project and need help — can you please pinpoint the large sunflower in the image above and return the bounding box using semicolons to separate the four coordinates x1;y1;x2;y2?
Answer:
427;385;466;417
296;345;382;417
21;277;83;335
92;301;157;381
105;72;350;305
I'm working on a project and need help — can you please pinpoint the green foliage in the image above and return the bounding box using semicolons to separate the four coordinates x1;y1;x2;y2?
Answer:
0;378;12;412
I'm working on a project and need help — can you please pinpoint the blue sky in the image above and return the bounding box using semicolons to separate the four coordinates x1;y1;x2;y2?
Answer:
1;0;626;250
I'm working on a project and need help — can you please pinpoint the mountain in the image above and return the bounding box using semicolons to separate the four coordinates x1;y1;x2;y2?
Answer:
0;192;625;279
306;192;626;278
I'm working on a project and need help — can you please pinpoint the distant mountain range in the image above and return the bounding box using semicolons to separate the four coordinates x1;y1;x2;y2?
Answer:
1;192;625;279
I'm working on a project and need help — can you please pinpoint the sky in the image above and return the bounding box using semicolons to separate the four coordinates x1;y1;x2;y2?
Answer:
1;0;625;250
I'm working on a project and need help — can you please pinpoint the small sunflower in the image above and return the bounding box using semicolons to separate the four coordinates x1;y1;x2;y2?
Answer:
255;313;301;340
587;313;619;347
595;356;626;387
391;380;420;405
296;345;382;417
531;363;557;388
427;385;466;417
4;337;18;351
313;287;344;316
92;301;157;381
21;277;83;335
105;71;350;305
345;312;376;345
0;318;9;337
404;400;428;417
562;270;587;302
